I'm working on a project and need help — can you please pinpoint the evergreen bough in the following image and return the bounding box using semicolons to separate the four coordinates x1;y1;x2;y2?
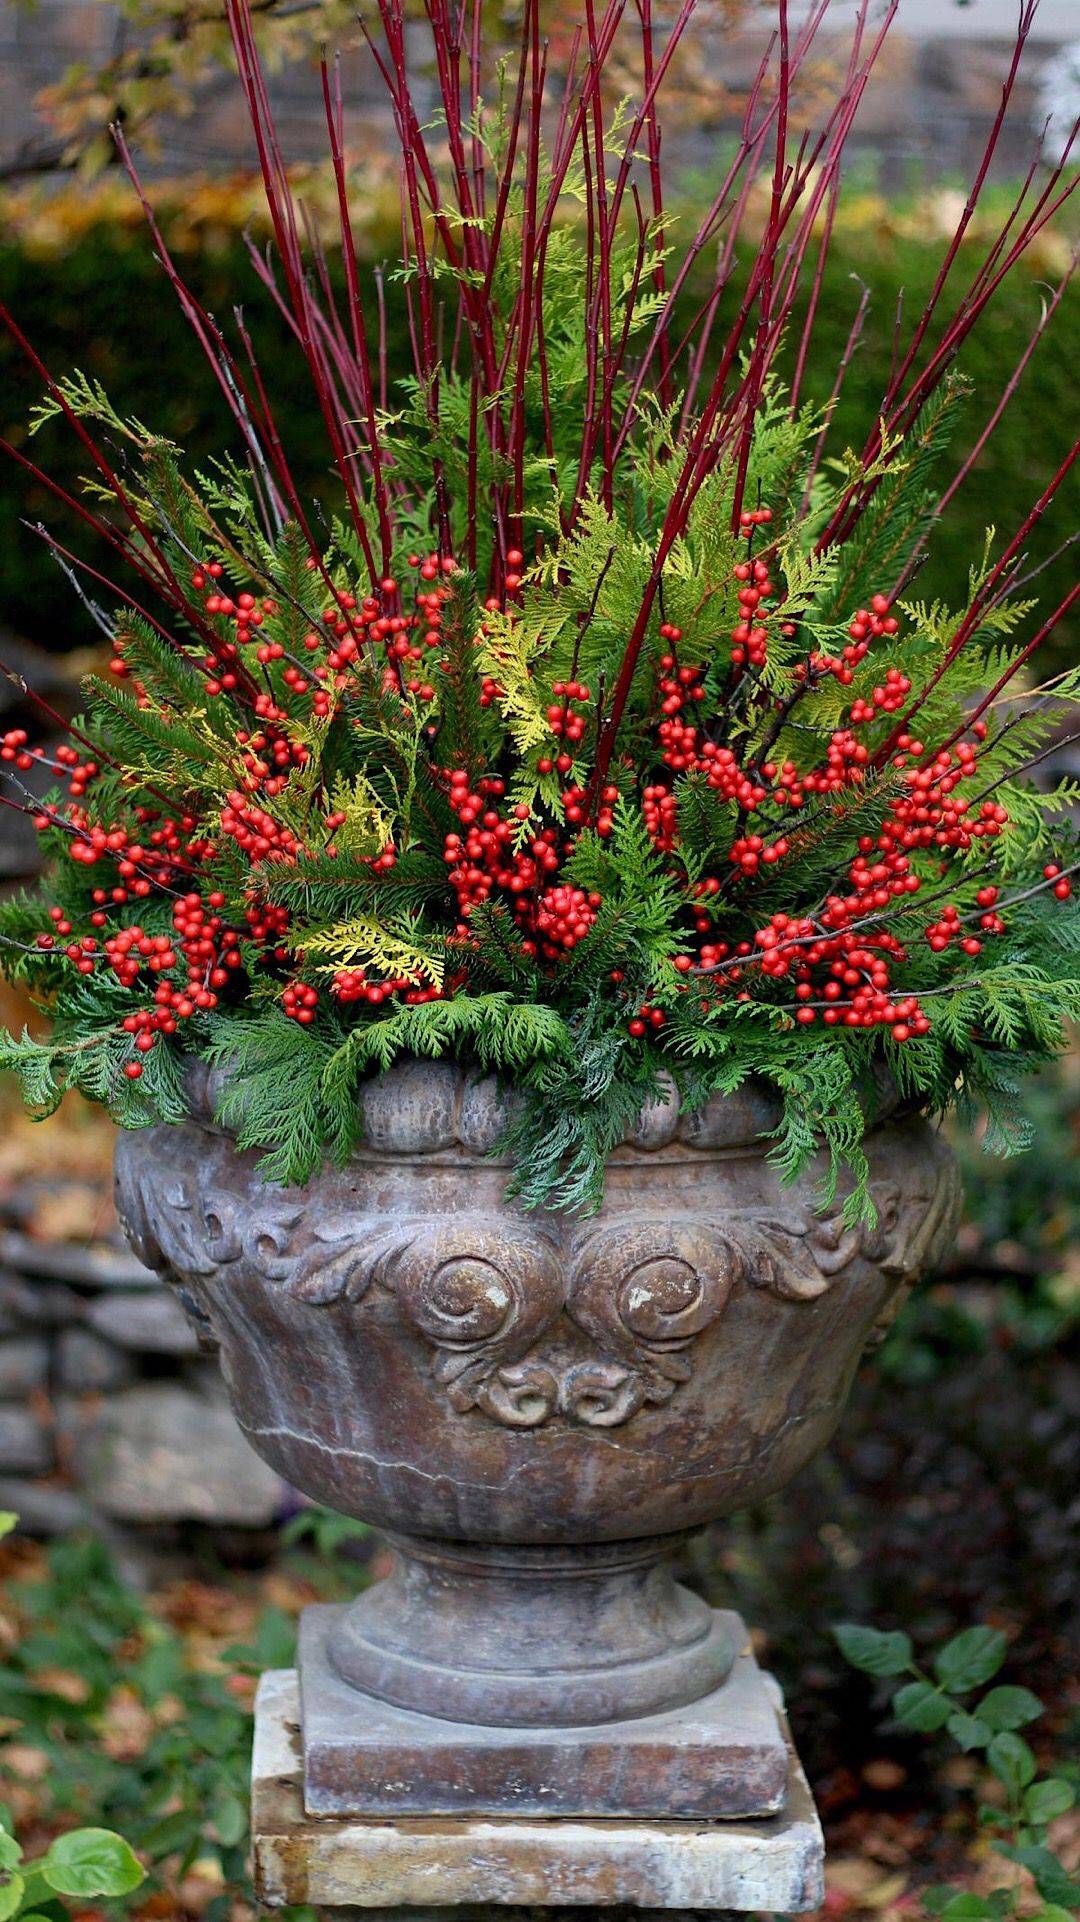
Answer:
0;0;1077;1223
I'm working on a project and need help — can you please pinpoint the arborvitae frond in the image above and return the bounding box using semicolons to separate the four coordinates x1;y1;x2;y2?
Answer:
322;994;568;1089
431;573;494;771
0;1027;67;1118
300;913;445;987
501;995;661;1214
28;370;158;446
205;1013;343;1186
823;376;970;617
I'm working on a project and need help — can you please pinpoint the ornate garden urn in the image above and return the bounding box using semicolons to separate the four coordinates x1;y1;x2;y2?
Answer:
115;1060;959;1821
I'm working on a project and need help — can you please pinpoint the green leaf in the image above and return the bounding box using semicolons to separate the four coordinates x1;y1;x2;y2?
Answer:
41;1828;145;1898
833;1623;913;1677
1003;1845;1080;1907
0;1515;16;1543
933;1627;1007;1694
939;1896;1005;1921
892;1680;953;1731
0;1872;24;1921
946;1710;992;1752
137;1810;201;1858
0;1837;19;1873
977;1685;1043;1732
986;1731;1037;1792
921;1887;960;1915
210;1788;248;1849
1023;1779;1074;1826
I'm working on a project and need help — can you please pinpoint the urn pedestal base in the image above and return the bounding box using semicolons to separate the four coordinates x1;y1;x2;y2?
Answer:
320;1533;736;1734
301;1603;788;1819
253;1669;824;1915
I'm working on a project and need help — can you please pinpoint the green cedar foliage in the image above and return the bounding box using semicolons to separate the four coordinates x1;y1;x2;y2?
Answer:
2;319;1078;1215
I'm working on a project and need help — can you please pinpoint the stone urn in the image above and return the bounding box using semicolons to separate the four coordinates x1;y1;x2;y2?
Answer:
115;1060;959;1820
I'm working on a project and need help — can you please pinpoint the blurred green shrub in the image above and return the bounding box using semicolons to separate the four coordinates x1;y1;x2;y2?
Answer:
879;1053;1080;1385
1;193;1077;661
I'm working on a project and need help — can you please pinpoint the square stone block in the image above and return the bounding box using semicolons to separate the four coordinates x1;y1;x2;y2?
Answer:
253;1669;824;1914
299;1606;789;1821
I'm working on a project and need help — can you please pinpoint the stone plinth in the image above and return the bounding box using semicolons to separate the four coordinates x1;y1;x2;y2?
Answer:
252;1671;825;1916
299;1604;788;1820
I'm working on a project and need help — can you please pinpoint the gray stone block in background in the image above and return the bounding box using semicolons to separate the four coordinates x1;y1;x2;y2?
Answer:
85;1289;201;1355
78;1381;283;1525
0;1476;92;1535
252;1670;825;1914
0;1270;50;1332
0;1221;289;1532
55;1327;136;1393
0;1335;49;1397
0;1231;159;1290
0;1405;53;1475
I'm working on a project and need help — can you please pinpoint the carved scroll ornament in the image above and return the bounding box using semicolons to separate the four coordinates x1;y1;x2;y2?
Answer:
116;1116;959;1432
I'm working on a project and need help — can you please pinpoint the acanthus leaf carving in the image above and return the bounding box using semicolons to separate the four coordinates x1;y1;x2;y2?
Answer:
289;1216;403;1305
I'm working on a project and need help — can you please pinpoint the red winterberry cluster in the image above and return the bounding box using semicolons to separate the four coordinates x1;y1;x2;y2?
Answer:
729;555;774;669
534;884;601;954
536;679;592;776
802;593;899;688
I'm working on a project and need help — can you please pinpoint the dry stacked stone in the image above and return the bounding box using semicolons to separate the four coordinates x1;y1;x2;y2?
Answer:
0;1225;283;1533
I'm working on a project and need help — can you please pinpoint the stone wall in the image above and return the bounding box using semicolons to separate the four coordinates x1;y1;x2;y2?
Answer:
0;1;1076;189
0;1220;286;1537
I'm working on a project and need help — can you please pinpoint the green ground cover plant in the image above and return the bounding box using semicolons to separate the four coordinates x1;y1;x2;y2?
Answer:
0;1515;368;1921
837;1620;1079;1922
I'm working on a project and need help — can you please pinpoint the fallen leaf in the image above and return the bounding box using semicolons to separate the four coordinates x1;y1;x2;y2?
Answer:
99;1686;155;1762
862;1759;908;1792
0;1742;50;1781
827;1857;909;1908
36;1667;92;1706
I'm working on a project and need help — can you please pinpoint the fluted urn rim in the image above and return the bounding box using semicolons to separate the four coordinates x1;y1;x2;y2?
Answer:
181;1052;903;1163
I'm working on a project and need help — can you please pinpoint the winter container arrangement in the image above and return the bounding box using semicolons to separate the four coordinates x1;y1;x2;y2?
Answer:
0;0;1076;1821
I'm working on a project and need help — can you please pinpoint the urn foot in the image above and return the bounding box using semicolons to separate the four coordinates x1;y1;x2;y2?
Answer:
325;1532;732;1728
300;1601;788;1819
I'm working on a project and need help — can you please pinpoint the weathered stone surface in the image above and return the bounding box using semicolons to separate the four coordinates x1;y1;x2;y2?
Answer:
55;1328;136;1392
85;1289;201;1355
0;1335;49;1396
324;1536;733;1732
300;1606;788;1821
253;1670;825;1912
0;1231;158;1290
78;1383;284;1524
0;1476;92;1535
0;1407;52;1474
115;1074;959;1550
0;1274;83;1331
117;1061;959;1811
261;1910;756;1921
